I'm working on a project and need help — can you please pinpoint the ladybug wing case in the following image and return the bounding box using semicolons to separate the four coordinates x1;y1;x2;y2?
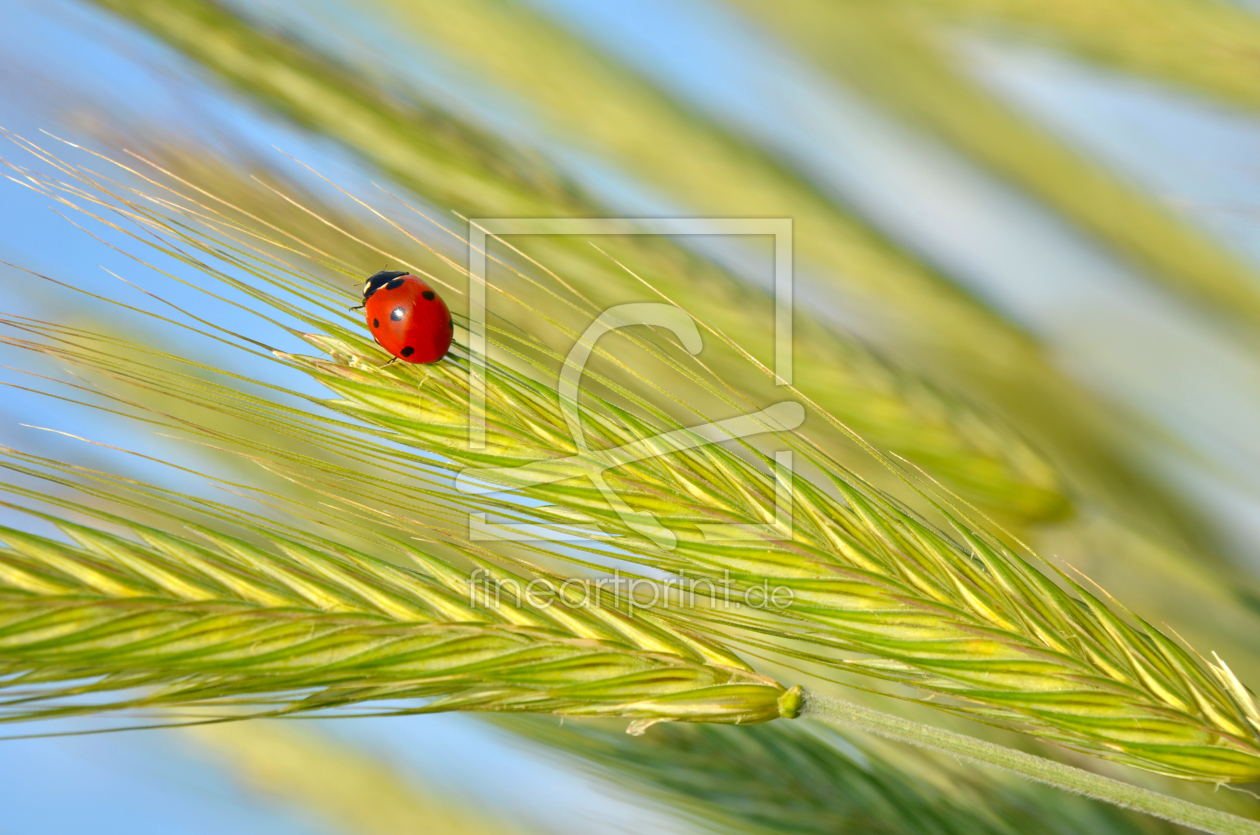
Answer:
364;275;453;363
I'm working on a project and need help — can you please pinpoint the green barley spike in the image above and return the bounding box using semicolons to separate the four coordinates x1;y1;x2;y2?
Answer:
0;499;794;728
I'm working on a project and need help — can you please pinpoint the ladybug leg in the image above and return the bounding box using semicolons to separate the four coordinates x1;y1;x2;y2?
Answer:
380;357;398;368
349;304;365;311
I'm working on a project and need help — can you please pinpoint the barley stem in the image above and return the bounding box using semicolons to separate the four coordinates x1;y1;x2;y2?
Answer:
800;689;1260;835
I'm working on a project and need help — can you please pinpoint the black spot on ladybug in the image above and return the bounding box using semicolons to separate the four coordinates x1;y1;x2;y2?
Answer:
422;290;435;301
373;318;380;328
386;277;406;290
401;346;415;357
391;307;405;321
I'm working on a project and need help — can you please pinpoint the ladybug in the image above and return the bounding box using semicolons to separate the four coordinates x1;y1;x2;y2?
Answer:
358;270;453;364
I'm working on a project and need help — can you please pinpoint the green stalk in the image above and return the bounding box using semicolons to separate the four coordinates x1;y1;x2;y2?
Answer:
800;690;1260;835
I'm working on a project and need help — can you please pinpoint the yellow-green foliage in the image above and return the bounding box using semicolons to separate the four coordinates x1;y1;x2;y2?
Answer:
2;136;1257;783
0;475;787;726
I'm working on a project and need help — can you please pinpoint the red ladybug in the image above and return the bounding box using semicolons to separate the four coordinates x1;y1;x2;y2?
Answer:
359;270;453;364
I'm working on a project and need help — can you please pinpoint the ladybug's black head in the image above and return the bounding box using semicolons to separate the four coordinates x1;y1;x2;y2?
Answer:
362;270;409;301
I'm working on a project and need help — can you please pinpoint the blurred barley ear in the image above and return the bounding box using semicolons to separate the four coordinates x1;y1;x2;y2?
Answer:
797;691;1260;835
502;715;1180;835
186;722;537;835
726;0;1260;331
